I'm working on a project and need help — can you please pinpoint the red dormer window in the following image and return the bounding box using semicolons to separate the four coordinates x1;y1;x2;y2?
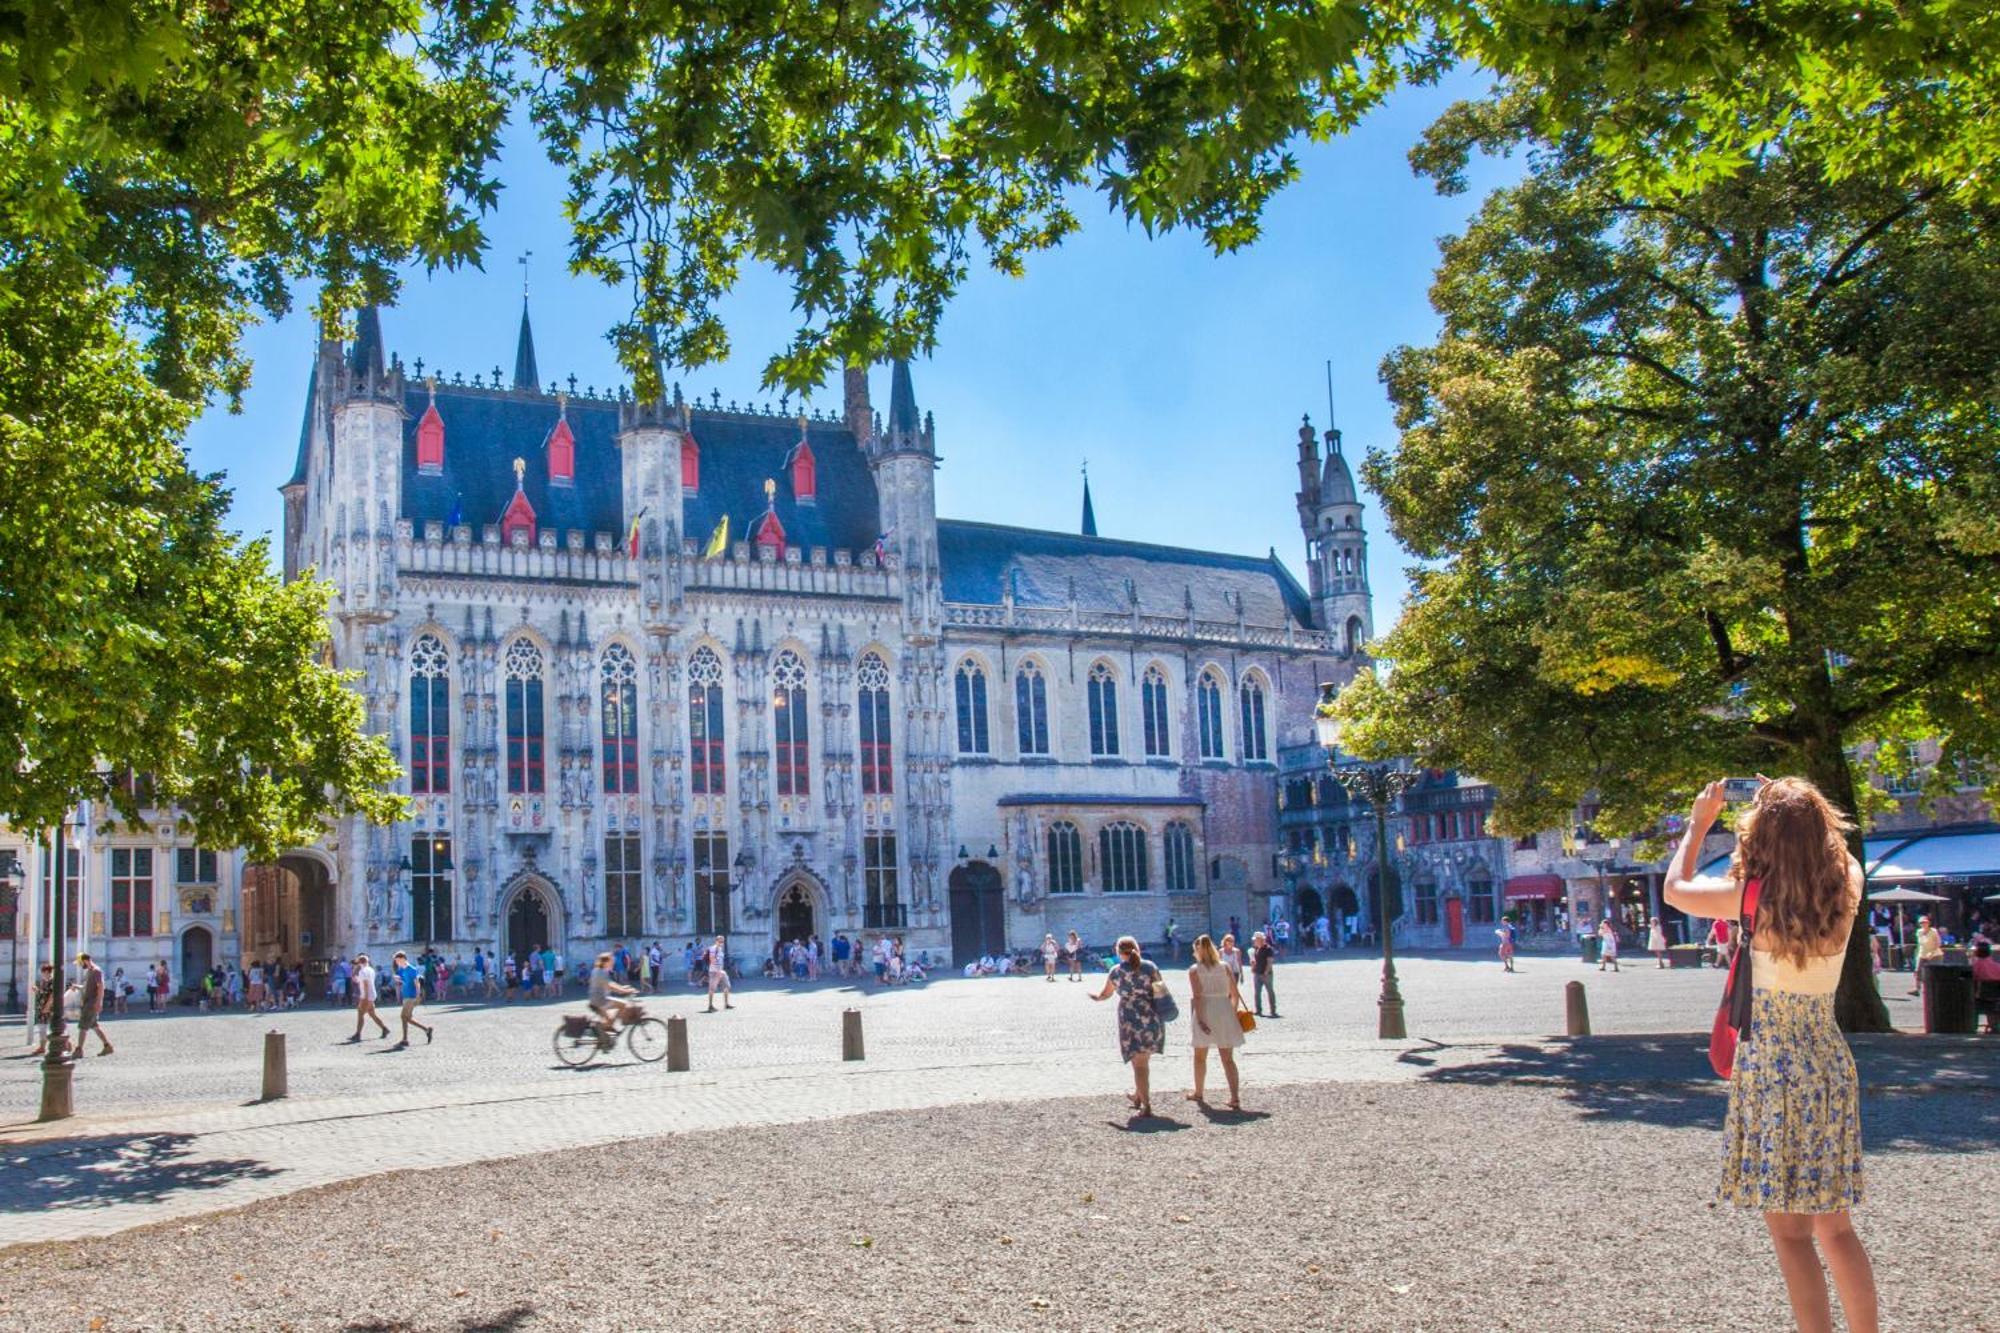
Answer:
501;458;538;546
789;436;817;505
681;434;700;494
753;508;786;557
416;400;445;473
546;414;574;485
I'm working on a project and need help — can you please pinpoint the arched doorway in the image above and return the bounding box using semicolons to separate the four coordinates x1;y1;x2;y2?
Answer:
241;853;336;992
179;926;213;991
948;861;1005;966
506;887;553;961
775;882;818;952
1296;887;1325;926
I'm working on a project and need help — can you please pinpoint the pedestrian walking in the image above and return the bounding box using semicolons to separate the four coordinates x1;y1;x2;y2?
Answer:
1597;917;1621;972
1090;935;1166;1118
390;950;433;1047
705;936;734;1011
1648;917;1669;967
1064;931;1084;981
73;953;114;1056
1185;934;1246;1109
1163;916;1179;962
1220;932;1244;988
28;961;56;1055
1496;918;1517;973
1909;916;1943;997
1250;931;1278;1017
1042;933;1060;982
1665;777;1877;1333
349;954;389;1041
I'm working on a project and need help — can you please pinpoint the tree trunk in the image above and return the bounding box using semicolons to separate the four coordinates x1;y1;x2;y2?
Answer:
1797;723;1894;1033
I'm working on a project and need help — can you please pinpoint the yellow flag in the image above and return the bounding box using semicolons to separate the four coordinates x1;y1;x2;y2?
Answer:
702;513;729;558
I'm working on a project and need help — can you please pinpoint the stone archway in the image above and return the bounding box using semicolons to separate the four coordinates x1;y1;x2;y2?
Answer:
497;873;564;963
769;872;829;962
241;852;336;986
948;861;1006;966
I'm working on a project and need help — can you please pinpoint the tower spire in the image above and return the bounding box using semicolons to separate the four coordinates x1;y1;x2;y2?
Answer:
347;304;385;380
1080;461;1097;537
887;357;919;437
513;298;539;391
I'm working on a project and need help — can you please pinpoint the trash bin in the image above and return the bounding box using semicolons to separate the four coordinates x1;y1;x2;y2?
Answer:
1922;962;1976;1035
1579;936;1602;965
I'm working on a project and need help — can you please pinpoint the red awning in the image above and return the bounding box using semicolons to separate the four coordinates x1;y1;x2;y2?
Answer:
1504;874;1566;900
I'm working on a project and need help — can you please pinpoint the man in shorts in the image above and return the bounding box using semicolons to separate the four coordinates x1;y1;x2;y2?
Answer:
74;952;114;1056
391;950;433;1047
705;935;733;1011
349;953;389;1041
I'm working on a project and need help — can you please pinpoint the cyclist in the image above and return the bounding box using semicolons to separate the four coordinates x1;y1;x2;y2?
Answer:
587;951;638;1044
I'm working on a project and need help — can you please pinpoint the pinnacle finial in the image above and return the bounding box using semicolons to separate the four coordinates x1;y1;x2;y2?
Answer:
513;456;526;485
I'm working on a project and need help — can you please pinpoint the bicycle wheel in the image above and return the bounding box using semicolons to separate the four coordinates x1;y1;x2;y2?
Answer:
552;1023;599;1067
625;1017;670;1063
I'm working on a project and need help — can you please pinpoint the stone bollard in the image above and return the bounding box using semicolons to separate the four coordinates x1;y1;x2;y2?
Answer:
666;1014;690;1072
261;1029;288;1101
1564;980;1591;1037
842;1007;865;1062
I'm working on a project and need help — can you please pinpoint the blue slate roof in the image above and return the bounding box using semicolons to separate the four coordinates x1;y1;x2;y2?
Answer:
397;382;880;552
936;519;1314;628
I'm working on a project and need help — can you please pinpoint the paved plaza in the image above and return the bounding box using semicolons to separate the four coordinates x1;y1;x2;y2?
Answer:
0;954;1988;1331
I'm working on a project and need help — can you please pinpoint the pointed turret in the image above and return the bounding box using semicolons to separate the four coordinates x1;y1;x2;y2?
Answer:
513;300;540;390
1081;471;1098;537
887;358;919;438
1320;425;1358;505
348;304;385;381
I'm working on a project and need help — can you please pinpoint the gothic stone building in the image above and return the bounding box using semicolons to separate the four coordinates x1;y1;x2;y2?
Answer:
0;300;1378;992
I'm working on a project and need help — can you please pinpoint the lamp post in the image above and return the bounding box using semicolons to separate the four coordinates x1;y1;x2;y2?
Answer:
1315;683;1419;1040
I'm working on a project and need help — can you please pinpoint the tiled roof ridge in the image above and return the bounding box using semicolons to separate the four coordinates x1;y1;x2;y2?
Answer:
403;374;855;429
937;516;1286;572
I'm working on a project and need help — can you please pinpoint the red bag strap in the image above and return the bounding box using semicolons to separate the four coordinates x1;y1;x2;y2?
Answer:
1740;877;1761;941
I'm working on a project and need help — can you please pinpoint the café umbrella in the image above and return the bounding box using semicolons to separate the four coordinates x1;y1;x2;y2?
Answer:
1866;885;1949;956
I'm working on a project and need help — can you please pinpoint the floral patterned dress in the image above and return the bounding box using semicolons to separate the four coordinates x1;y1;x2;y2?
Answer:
1717;945;1864;1214
1113;961;1166;1063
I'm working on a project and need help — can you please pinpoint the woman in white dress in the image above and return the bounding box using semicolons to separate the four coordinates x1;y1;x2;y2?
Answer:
1186;933;1247;1110
1041;934;1060;982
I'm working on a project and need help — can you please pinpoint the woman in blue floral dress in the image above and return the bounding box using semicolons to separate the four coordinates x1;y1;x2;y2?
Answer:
1091;935;1165;1116
1665;777;1878;1333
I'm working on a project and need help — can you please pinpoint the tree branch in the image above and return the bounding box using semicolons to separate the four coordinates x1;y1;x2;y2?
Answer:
1806;189;1938;312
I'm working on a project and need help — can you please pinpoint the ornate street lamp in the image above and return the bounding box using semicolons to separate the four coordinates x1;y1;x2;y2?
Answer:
1315;683;1419;1040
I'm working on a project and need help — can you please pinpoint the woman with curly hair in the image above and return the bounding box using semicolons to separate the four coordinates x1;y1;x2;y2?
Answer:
1665;777;1877;1333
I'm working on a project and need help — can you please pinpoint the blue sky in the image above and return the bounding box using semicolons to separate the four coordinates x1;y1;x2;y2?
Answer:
188;72;1514;631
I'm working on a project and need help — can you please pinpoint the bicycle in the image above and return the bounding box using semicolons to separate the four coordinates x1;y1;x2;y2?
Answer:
552;1002;670;1067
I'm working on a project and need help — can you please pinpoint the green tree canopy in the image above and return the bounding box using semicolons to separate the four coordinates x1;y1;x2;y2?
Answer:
1340;95;2000;1030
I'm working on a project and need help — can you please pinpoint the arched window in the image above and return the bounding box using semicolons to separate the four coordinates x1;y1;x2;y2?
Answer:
858;652;892;794
1087;662;1120;757
1015;660;1050;756
1196;670;1226;760
1239;676;1268;762
1047;821;1083;894
1099;822;1149;893
504;639;545;793
409;634;450;794
1163;821;1196;894
772;649;810;796
955;659;989;754
1345;616;1365;656
1141;665;1170;758
688;647;725;794
600;644;639;794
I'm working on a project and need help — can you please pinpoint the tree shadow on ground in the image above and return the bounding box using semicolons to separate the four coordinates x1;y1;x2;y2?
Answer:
0;1132;279;1212
1422;1035;2000;1152
346;1305;537;1333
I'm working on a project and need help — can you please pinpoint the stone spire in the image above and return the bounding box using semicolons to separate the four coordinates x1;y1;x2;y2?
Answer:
347;304;385;380
1080;464;1098;537
887;358;919;438
513;299;540;391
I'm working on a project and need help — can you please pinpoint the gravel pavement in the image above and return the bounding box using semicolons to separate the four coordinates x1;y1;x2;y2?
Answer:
2;1037;1994;1333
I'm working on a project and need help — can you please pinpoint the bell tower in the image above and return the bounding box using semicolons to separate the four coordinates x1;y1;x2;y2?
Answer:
1296;416;1371;657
